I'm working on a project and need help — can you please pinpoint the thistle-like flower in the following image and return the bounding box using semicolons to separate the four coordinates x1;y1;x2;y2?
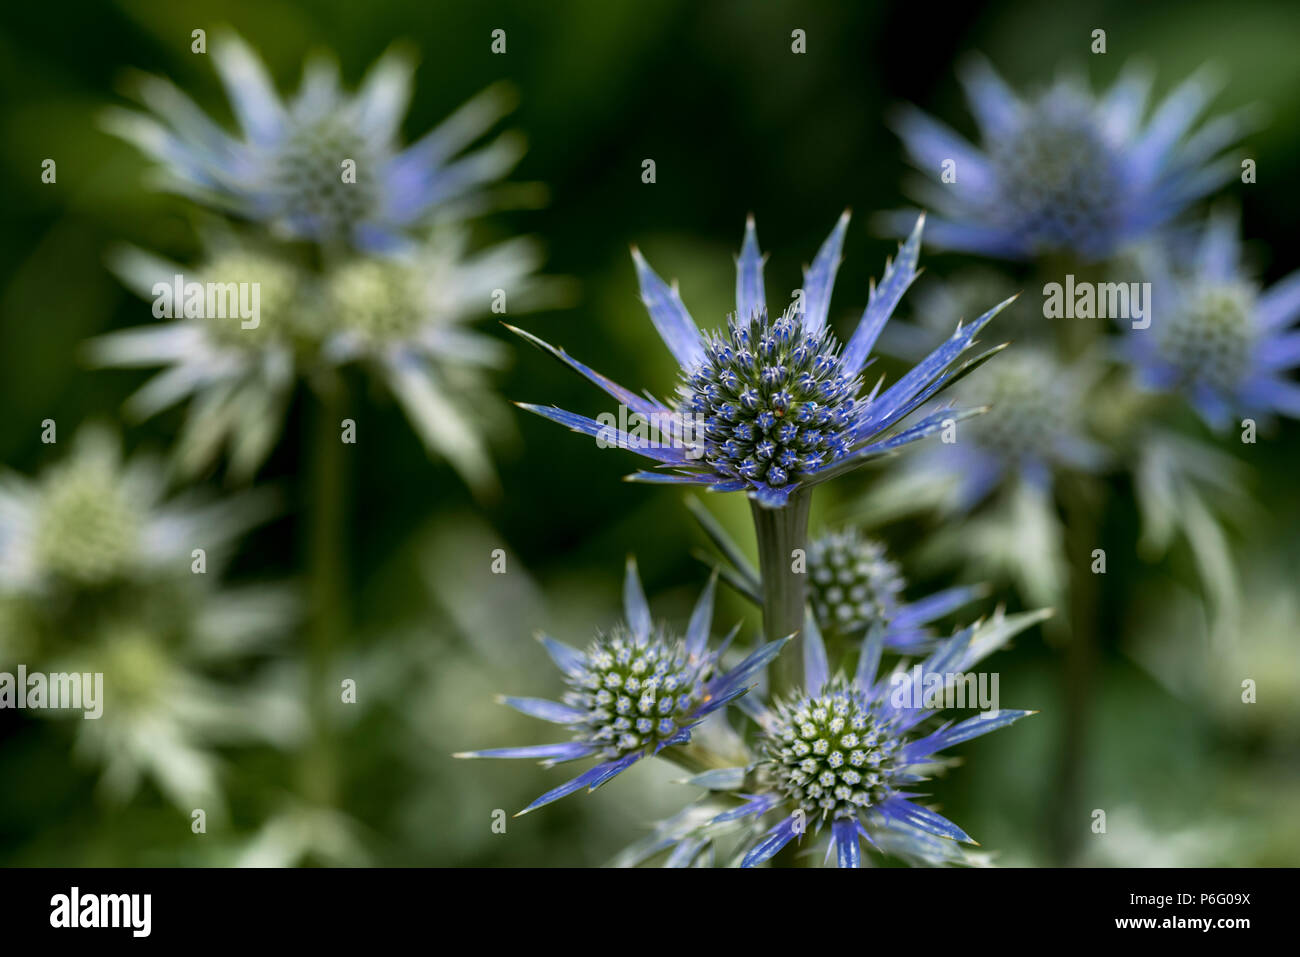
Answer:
1124;208;1300;430
649;607;1048;867
67;587;304;813
508;213;1014;507
0;424;270;594
86;240;304;482
941;346;1106;506
455;559;788;815
103;32;522;251
88;226;557;487
320;227;561;490
892;56;1249;262
866;346;1105;517
0;427;299;813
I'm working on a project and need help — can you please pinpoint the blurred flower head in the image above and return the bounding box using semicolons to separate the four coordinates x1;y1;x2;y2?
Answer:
87;241;303;482
0;424;270;594
69;588;304;814
46;574;304;816
321;226;564;491
455;558;787;815
89;224;562;489
512;213;1013;508
893;56;1249;262
1124;208;1300;430
875;346;1106;515
950;346;1105;501
104;31;523;251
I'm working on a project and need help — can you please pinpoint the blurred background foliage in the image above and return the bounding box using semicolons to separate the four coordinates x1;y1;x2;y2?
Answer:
1;0;1297;866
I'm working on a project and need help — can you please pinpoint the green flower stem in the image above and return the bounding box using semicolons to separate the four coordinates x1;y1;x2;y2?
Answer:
300;369;349;808
1051;473;1104;865
750;487;812;698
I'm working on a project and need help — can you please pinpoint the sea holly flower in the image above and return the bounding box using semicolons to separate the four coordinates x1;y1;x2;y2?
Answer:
925;346;1106;509
508;213;1015;509
892;56;1250;262
856;344;1106;523
86;240;305;482
657;607;1048;867
454;559;789;816
0;426;299;813
0;424;270;594
1123;208;1300;430
685;499;982;651
66;586;304;813
103;31;523;251
803;529;983;649
321;226;562;491
89;226;559;488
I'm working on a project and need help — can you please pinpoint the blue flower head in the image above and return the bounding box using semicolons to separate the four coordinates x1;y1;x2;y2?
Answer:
656;606;1048;867
455;559;787;816
509;214;1015;508
1125;208;1300;430
893;56;1249;262
104;31;522;251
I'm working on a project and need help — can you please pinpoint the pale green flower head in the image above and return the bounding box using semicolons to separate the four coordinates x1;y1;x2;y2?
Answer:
0;424;271;595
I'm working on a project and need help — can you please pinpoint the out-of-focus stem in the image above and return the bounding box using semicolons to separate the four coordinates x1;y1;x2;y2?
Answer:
750;488;812;698
1042;254;1106;866
301;370;348;808
1051;474;1102;866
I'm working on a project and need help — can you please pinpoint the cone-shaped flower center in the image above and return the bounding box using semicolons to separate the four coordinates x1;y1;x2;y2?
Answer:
808;530;904;633
34;461;141;584
988;92;1124;254
92;625;175;714
567;626;711;759
680;309;857;488
272;115;379;238
966;349;1076;462
1157;280;1257;392
199;251;300;347
327;259;425;343
763;683;900;819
